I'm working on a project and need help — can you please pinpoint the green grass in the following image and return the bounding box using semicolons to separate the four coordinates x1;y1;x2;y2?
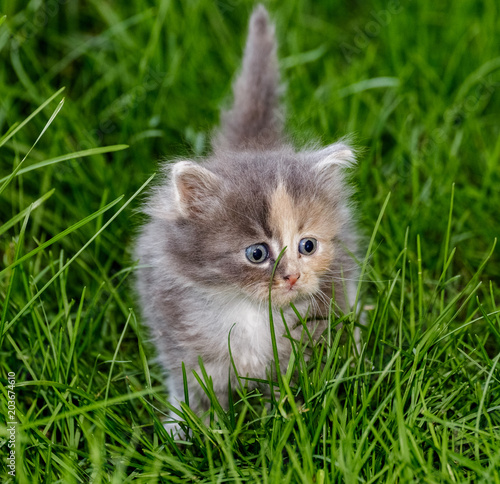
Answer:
1;0;499;482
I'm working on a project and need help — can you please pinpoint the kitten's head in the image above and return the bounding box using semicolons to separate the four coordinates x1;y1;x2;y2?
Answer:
155;143;356;307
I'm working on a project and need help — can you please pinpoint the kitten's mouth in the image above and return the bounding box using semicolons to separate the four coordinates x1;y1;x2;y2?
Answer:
246;280;314;307
271;283;306;306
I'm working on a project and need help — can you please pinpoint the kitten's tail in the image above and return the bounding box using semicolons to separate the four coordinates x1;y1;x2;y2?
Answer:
214;5;283;151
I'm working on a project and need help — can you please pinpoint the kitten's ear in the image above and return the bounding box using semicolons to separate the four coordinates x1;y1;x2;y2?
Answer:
314;142;357;174
171;161;221;217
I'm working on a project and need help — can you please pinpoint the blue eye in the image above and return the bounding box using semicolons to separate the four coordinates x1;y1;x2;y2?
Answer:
298;238;318;255
245;244;269;264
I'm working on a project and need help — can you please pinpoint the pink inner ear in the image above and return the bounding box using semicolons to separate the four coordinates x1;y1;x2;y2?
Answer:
172;162;220;215
177;174;202;205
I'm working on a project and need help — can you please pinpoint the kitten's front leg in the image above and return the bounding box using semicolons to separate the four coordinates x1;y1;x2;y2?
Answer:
163;370;209;439
163;361;231;439
163;375;188;439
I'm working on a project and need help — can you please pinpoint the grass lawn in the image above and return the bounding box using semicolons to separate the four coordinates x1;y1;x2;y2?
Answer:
1;0;500;482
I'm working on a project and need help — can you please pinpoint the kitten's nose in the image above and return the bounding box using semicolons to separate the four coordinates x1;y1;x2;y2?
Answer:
284;273;300;287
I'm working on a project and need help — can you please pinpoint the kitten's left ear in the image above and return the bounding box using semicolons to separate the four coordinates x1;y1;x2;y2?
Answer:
313;142;356;174
171;160;221;218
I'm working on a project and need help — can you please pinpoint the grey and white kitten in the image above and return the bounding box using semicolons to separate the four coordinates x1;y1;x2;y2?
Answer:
135;5;359;433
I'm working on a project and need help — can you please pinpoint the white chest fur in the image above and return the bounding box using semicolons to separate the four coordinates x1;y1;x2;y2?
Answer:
213;296;275;379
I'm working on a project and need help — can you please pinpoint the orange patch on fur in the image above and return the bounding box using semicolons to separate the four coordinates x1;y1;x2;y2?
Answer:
268;183;340;305
269;183;299;248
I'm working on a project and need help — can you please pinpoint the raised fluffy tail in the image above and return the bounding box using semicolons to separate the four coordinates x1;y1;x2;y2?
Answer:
214;5;283;151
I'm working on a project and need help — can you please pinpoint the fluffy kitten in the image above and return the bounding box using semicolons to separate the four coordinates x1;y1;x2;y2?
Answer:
135;5;359;433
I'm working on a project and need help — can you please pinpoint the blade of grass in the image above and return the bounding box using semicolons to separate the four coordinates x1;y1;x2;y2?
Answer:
0;87;65;148
268;247;288;393
1;173;155;336
0;188;55;236
0;196;123;278
0;145;129;184
0;98;65;196
0;203;32;344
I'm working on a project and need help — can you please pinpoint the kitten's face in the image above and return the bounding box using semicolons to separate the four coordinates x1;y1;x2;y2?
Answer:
168;151;349;307
238;182;337;306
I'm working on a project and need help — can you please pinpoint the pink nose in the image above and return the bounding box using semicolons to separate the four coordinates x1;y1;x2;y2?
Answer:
284;273;300;287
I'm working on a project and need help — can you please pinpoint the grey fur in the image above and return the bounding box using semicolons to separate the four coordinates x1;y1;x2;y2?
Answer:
214;5;283;151
134;5;359;433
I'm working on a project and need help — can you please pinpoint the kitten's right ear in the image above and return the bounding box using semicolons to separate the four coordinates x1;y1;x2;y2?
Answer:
171;161;221;217
314;142;356;172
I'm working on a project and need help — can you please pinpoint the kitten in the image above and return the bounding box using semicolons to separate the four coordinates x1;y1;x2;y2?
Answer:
135;5;359;434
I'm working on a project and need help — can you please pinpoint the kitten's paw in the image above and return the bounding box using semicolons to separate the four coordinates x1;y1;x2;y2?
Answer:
163;420;188;441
